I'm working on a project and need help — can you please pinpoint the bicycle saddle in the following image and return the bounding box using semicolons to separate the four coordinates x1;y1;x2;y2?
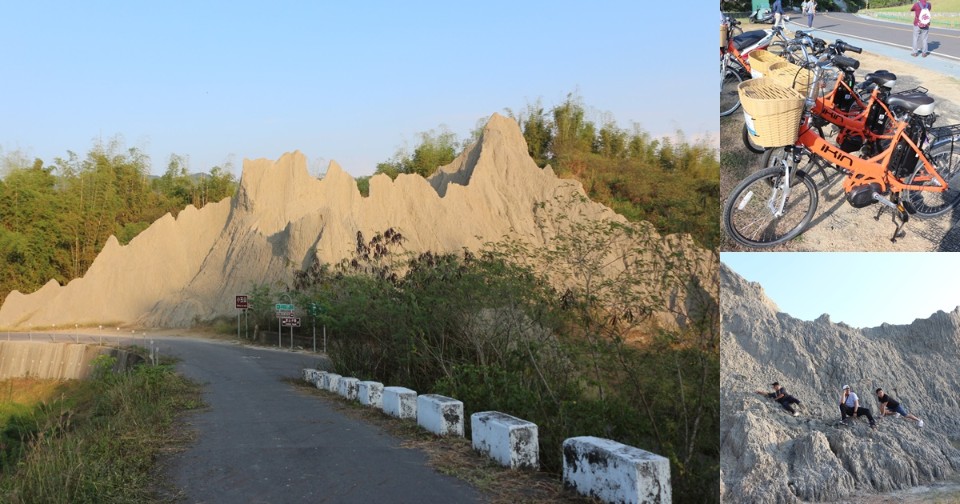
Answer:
865;70;896;89
887;93;935;116
734;31;767;51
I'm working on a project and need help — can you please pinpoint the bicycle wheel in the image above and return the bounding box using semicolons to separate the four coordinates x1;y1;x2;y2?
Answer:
721;64;743;117
723;166;819;247
742;123;765;154
903;140;960;218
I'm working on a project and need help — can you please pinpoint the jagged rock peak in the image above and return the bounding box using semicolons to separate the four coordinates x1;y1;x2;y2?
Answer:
429;112;552;197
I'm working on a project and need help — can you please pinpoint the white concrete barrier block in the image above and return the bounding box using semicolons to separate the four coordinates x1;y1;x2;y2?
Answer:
562;436;671;504
301;368;312;382
323;373;341;393
471;411;539;469
338;377;359;400
313;371;328;389
358;381;383;408
382;386;417;419
417;394;464;437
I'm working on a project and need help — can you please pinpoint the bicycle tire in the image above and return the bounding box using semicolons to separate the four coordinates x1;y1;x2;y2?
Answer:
721;65;743;117
742;123;765;154
903;139;960;218
723;166;819;247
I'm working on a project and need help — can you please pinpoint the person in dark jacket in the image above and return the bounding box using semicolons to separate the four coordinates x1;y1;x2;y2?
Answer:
756;382;802;416
772;0;785;27
876;388;924;427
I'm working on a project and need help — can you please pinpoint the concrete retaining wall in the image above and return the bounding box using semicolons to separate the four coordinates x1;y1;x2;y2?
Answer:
562;436;671;504
0;341;139;380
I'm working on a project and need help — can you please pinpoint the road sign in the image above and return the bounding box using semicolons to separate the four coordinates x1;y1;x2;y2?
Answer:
275;303;295;311
281;317;301;328
308;302;321;317
236;295;248;309
275;310;294;317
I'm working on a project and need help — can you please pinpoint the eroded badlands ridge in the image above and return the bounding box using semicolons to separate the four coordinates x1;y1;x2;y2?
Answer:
0;114;713;328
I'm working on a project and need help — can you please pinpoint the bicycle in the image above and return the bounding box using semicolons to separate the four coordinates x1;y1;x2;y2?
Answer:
721;17;789;117
723;50;960;248
745;40;927;155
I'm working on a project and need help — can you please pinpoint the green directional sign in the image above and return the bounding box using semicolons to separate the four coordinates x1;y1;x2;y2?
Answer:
308;302;321;317
275;303;295;311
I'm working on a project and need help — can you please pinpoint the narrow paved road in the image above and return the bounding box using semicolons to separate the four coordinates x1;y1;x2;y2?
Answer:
809;12;960;60
154;336;484;503
786;12;960;75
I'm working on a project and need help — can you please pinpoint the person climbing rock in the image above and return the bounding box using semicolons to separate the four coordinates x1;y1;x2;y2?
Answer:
756;382;802;416
840;385;877;429
876;388;924;428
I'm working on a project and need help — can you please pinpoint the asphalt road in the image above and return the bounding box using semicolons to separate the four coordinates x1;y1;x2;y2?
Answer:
147;337;485;503
790;12;960;74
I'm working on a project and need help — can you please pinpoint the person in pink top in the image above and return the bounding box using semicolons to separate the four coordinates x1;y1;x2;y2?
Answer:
911;0;932;57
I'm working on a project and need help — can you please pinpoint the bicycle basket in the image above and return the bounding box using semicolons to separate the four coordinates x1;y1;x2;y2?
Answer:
721;24;728;48
748;50;788;79
768;61;814;95
739;78;805;148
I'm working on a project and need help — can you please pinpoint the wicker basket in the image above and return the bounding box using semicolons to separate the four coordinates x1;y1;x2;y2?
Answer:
768;61;814;95
739;78;805;148
721;24;728;48
748;50;788;79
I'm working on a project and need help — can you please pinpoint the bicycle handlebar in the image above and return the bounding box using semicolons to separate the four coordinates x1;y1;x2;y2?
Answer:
833;55;861;70
835;40;862;54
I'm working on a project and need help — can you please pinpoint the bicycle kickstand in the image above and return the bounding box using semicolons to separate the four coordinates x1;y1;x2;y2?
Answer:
888;205;909;243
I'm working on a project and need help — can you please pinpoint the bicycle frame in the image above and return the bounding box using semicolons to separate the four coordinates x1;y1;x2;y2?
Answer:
794;119;947;195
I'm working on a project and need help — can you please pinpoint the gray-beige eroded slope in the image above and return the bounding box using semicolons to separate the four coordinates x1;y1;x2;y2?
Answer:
721;264;960;502
0;114;714;329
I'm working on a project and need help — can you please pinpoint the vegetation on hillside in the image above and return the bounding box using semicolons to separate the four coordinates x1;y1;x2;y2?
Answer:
0;357;201;502
0;140;237;305
372;95;720;249
248;207;719;502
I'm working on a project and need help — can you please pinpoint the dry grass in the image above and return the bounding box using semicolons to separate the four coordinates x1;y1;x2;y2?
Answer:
287;379;597;504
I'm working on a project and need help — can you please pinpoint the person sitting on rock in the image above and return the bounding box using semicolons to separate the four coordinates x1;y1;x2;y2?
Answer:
840;385;876;429
876;388;924;428
756;382;802;417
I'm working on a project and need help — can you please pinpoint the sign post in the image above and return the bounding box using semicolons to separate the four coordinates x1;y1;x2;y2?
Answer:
308;302;320;353
280;316;301;349
275;303;295;347
236;295;248;341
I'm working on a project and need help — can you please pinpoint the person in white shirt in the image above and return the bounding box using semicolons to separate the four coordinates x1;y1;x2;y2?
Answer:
840;385;876;429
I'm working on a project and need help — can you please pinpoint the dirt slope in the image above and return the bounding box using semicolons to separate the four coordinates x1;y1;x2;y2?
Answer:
720;263;960;502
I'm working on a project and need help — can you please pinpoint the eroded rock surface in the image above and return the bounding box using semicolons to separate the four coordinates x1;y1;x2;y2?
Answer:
721;264;960;502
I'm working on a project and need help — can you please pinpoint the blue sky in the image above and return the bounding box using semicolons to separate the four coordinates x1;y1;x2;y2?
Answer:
722;252;960;328
0;2;717;177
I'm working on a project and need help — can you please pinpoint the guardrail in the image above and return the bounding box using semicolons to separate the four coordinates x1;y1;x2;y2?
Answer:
301;368;671;503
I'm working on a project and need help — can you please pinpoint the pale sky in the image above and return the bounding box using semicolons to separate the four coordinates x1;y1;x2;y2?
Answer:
722;252;960;328
1;1;717;177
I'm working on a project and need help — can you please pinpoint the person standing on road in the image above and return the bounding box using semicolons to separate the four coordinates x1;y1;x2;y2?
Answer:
756;382;803;417
772;0;785;28
840;385;877;429
804;0;817;28
911;0;932;57
876;388;924;427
